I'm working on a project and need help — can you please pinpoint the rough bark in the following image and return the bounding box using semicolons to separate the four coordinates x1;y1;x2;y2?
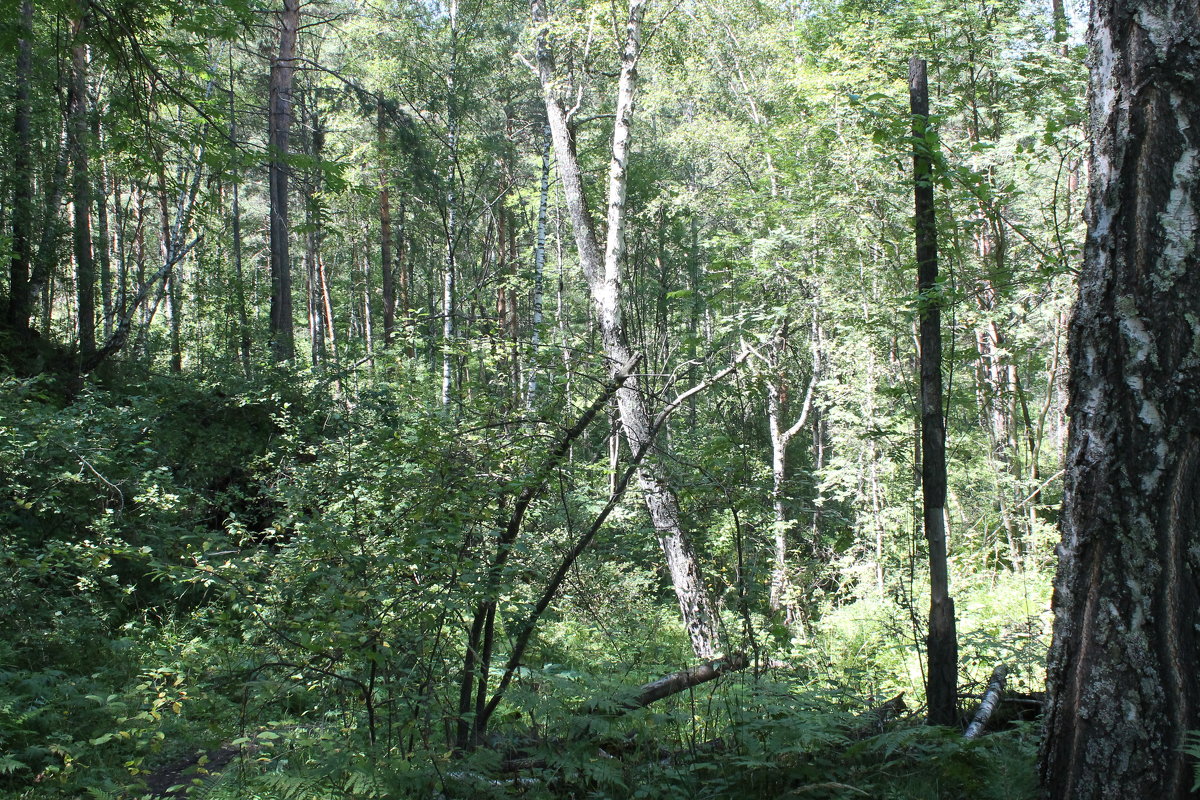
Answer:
268;0;299;361
911;56;958;727
1039;3;1200;798
534;0;722;660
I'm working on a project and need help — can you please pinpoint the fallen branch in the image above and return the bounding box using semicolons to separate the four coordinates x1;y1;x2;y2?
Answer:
964;664;1008;739
607;652;750;713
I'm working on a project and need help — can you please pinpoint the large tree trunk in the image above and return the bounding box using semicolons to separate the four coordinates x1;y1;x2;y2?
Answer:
911;57;958;727
534;0;722;659
1039;3;1200;798
268;0;299;361
7;0;34;331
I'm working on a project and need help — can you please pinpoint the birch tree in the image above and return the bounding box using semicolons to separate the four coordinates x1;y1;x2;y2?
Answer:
533;0;723;659
1040;2;1200;797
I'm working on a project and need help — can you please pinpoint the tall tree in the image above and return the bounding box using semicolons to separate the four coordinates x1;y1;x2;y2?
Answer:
534;0;723;659
6;0;35;332
379;101;396;346
69;7;96;360
1040;2;1200;797
911;56;957;727
268;0;300;361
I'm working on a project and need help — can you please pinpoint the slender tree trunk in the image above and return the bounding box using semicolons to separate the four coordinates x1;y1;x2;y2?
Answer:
362;245;374;359
765;340;816;616
31;124;70;325
396;196;409;337
1051;0;1068;52
534;0;722;659
911;56;957;727
228;54;251;373
525;122;551;406
135;186;147;328
1040;3;1200;798
268;0;299;361
303;96;326;366
69;13;95;360
92;105;113;339
7;0;35;331
167;270;182;372
379;102;395;345
441;0;459;406
113;176;129;326
318;247;336;362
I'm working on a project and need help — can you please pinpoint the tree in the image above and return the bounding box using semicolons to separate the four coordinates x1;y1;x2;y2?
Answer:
910;56;958;727
1040;2;1200;797
6;0;35;332
69;4;96;361
533;0;723;659
268;0;300;361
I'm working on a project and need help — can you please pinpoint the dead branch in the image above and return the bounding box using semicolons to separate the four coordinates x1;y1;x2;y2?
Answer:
627;652;749;711
964;664;1008;739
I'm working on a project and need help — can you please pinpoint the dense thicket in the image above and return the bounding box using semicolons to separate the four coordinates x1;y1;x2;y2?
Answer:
0;0;1088;796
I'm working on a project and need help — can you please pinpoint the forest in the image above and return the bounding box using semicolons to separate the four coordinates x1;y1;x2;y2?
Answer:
1;0;1198;796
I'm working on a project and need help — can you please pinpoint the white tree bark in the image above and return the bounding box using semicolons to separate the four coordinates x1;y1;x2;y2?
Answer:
533;0;722;658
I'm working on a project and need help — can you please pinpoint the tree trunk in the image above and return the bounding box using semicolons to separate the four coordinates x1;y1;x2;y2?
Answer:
1039;3;1200;798
69;13;96;361
911;56;958;727
379;102;395;346
268;0;299;361
303;96;326;366
441;0;459;406
525;121;550;406
761;324;816;617
1051;0;1068;51
534;0;722;660
228;49;251;374
167;270;182;372
395;196;408;343
30;124;70;327
7;0;34;331
92;104;113;339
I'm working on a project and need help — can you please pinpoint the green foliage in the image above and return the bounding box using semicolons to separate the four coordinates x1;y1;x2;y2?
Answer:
0;0;1087;794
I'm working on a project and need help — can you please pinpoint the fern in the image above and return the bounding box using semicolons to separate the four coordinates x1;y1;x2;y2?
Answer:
1183;730;1200;792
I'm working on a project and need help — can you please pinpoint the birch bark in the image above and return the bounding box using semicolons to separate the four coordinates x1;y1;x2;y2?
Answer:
1040;2;1200;797
533;0;722;658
